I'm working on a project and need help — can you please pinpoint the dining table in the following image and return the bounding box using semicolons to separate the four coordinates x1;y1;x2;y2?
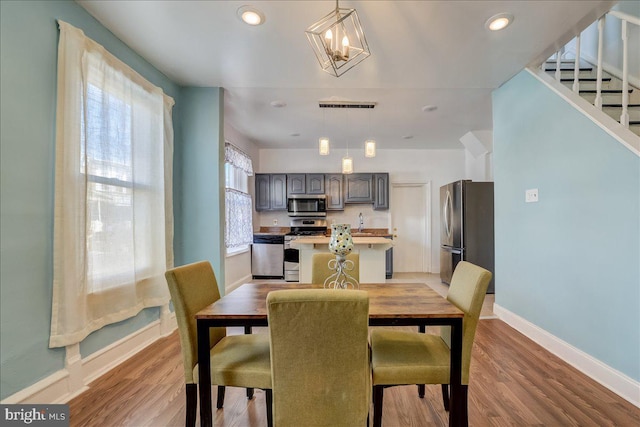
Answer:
196;282;465;427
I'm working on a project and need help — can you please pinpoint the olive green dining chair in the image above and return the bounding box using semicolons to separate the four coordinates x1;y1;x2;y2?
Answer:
370;261;492;427
267;289;371;427
165;261;273;427
311;252;360;284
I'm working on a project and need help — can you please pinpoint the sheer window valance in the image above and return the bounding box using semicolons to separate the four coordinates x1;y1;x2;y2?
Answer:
225;142;254;176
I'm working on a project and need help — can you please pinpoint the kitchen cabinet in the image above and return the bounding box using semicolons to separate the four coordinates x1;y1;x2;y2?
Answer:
373;173;389;210
325;174;344;210
255;173;287;211
287;174;306;195
306;174;325;194
287;173;325;195
344;173;374;203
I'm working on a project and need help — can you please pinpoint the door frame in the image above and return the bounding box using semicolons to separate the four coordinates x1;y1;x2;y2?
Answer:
390;181;431;273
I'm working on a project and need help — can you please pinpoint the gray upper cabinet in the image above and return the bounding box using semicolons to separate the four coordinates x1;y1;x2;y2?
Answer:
287;174;306;195
325;174;344;210
271;174;287;210
344;173;374;203
373;173;389;210
306;173;325;194
255;173;287;211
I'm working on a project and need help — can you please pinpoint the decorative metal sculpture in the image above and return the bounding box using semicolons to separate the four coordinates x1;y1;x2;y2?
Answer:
325;224;359;289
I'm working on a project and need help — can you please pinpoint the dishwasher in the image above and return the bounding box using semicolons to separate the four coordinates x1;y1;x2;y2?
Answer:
251;234;284;279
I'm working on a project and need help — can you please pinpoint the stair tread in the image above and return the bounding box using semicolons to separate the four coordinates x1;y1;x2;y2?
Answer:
603;104;640;107
545;67;593;71
560;77;612;82
580;89;634;93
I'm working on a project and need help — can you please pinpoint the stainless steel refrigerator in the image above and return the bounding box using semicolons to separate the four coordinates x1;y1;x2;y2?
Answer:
440;180;495;293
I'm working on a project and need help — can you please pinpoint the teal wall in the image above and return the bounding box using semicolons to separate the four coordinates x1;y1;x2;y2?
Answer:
177;88;226;287
493;70;640;380
0;1;183;399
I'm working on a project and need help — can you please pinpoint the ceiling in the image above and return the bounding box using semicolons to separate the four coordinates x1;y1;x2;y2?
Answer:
77;1;614;150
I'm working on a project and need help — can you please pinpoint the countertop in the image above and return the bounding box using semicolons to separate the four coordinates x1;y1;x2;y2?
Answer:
254;227;392;238
290;236;393;247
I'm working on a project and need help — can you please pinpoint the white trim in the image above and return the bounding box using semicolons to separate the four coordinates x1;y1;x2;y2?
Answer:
494;304;640;408
0;314;177;405
526;67;640;156
226;273;253;295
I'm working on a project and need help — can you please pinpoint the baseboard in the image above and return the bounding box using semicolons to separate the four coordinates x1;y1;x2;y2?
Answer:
1;313;177;405
494;303;640;408
226;273;253;294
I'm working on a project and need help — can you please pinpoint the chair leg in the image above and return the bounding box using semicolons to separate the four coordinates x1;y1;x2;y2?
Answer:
216;385;225;409
417;384;425;398
373;385;384;427
185;383;197;427
246;387;254;400
441;384;450;411
461;385;468;427
265;389;273;427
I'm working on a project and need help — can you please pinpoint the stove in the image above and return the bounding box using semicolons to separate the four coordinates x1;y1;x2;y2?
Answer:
284;218;327;281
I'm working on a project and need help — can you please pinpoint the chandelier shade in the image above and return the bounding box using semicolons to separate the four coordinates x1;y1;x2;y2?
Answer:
319;137;330;155
365;140;376;158
342;156;354;174
305;1;371;77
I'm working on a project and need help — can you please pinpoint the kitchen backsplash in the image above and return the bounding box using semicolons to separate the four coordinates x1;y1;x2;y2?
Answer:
257;204;390;230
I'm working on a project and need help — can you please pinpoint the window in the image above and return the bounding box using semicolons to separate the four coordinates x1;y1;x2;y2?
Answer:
49;21;174;348
224;143;254;255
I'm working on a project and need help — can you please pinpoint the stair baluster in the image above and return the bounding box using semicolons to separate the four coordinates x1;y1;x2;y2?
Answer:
573;35;581;93
595;17;604;110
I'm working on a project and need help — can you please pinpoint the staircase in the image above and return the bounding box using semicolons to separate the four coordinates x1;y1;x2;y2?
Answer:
543;59;640;137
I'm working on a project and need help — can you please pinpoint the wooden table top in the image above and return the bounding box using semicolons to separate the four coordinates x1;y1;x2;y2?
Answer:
196;282;463;321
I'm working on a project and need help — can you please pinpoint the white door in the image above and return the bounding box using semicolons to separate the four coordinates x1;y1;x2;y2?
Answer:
390;183;431;273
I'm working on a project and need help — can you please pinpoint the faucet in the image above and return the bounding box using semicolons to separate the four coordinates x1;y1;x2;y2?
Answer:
358;212;364;232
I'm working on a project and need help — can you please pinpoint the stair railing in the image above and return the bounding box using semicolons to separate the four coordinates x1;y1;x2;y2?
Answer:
549;10;639;130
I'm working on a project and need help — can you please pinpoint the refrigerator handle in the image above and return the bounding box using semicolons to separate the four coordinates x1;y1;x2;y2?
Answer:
444;190;453;238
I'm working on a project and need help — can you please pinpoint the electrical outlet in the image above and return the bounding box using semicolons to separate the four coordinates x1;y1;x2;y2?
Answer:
525;188;539;203
273;219;278;225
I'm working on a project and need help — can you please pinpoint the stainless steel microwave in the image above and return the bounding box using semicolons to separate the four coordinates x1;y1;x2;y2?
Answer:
287;195;327;217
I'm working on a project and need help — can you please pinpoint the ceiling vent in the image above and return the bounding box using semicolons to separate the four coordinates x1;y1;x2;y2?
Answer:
318;101;376;109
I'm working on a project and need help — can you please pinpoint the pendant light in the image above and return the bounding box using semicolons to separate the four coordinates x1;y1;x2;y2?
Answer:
305;0;371;77
364;108;376;157
319;109;330;155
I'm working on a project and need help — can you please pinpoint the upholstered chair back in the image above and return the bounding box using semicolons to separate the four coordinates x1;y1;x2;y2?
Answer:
267;289;370;426
165;261;226;383
440;261;492;384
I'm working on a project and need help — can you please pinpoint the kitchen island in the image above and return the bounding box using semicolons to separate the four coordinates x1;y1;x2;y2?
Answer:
290;236;393;283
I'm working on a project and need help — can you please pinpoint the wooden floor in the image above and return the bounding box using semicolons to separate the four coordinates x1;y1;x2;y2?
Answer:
67;319;640;426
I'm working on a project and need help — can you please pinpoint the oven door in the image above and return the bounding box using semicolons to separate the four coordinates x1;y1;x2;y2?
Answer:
284;238;300;282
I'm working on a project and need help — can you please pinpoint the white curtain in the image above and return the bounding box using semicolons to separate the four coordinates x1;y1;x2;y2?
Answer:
224;143;253;249
50;21;174;348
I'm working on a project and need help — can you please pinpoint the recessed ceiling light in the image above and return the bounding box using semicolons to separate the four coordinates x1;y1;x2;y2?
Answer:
422;105;438;112
402;135;414;140
237;6;265;26
270;100;287;108
290;132;300;137
485;13;513;31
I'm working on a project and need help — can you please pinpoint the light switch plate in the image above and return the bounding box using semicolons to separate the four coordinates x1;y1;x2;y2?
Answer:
525;188;539;203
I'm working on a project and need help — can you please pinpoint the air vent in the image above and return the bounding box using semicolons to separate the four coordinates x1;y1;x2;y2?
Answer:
318;101;376;109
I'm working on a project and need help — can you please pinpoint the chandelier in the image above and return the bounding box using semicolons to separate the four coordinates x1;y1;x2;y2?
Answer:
305;0;371;77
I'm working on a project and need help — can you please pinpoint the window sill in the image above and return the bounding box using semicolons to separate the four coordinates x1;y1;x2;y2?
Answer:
226;246;250;258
